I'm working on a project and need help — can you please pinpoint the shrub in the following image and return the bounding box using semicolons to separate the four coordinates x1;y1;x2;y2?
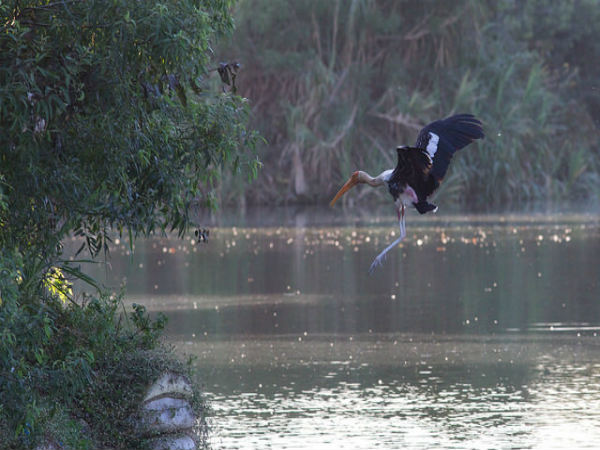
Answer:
0;264;204;449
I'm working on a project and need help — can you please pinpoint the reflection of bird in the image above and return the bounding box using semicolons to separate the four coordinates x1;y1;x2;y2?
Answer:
195;228;210;243
329;114;484;272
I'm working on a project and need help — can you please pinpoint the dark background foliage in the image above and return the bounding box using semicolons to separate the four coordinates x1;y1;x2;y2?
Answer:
219;0;599;205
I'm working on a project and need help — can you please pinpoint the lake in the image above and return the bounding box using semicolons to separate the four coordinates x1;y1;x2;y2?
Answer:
66;206;600;449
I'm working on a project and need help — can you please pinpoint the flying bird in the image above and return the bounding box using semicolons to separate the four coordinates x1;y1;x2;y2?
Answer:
329;114;484;272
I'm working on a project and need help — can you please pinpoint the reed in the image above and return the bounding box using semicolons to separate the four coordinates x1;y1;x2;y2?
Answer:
219;0;599;206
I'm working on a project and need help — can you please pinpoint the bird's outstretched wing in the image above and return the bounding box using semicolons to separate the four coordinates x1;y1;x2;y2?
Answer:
415;114;484;181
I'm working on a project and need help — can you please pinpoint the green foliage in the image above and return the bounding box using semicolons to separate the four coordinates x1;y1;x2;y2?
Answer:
502;0;600;121
0;1;256;448
220;0;599;205
43;267;74;304
0;264;201;449
0;0;260;268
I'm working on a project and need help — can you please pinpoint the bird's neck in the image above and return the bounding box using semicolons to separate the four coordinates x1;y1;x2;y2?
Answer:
358;170;392;187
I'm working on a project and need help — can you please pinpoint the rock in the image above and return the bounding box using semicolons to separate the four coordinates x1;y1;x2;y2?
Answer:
145;397;190;411
143;373;193;402
145;434;197;450
138;397;196;435
134;371;199;440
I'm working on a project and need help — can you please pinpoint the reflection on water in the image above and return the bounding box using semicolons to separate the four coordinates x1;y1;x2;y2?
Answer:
64;207;600;449
187;334;600;449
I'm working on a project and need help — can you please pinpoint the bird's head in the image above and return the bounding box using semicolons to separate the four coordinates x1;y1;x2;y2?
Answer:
329;171;362;207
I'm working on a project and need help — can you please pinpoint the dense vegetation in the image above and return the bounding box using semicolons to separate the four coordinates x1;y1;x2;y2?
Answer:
0;1;256;448
1;0;598;447
220;0;599;206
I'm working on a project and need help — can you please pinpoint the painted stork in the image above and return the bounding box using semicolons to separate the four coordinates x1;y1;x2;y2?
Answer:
329;114;484;272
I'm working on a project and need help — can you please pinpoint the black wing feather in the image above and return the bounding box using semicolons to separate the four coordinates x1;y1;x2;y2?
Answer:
387;147;431;200
415;114;484;181
390;147;430;184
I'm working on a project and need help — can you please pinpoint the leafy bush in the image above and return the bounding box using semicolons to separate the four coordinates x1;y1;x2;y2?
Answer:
0;254;202;449
0;1;255;448
0;0;259;271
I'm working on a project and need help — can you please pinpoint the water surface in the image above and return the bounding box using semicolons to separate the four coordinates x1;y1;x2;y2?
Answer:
66;207;600;449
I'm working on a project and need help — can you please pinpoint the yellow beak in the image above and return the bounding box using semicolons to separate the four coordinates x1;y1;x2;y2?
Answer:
329;172;360;207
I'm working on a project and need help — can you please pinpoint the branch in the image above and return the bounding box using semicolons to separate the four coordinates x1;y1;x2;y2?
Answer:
363;132;394;167
403;13;432;41
323;105;358;149
369;111;422;130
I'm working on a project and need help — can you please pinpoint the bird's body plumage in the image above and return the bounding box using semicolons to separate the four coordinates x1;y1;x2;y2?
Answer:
329;113;484;271
389;114;484;213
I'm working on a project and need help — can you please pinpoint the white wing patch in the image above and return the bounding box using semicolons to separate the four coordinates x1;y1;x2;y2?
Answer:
425;132;439;160
380;169;394;183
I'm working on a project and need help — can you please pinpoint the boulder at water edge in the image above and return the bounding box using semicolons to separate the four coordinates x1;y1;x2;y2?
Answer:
135;372;198;450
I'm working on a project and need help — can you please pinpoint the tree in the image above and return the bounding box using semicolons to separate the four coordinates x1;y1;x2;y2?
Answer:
0;0;259;289
0;1;259;447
